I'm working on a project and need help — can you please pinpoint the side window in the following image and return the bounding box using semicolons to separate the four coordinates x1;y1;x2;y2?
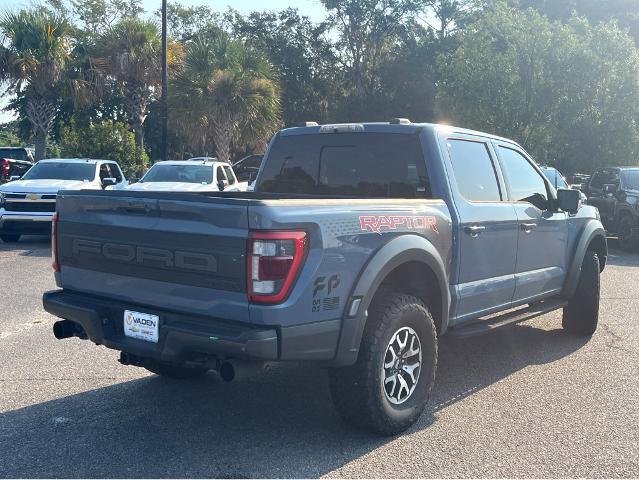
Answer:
498;147;548;208
223;165;236;185
447;139;501;202
216;166;226;183
108;163;123;182
99;164;110;180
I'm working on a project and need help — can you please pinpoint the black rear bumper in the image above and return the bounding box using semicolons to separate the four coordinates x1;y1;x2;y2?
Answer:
43;290;279;363
42;290;342;364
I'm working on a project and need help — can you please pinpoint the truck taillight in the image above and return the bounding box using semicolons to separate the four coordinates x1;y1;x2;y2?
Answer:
248;231;307;304
52;212;59;272
2;159;9;175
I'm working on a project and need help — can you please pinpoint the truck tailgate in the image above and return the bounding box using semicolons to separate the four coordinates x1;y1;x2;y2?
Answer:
55;191;250;322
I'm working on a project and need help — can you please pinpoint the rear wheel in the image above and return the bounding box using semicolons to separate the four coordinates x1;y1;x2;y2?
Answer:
562;250;600;336
0;234;20;243
328;292;437;435
144;361;208;379
617;215;637;251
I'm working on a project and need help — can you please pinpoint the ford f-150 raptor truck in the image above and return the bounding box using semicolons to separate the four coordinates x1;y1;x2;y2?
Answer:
43;120;607;435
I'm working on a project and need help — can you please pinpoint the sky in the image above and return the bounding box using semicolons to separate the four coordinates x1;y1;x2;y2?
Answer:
0;0;329;124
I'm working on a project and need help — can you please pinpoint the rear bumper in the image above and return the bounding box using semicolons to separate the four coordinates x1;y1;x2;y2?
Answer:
43;290;341;364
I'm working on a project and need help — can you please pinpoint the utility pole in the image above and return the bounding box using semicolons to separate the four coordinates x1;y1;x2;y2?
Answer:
161;0;168;162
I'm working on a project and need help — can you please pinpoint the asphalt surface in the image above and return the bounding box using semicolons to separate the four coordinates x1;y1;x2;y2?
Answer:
0;236;638;478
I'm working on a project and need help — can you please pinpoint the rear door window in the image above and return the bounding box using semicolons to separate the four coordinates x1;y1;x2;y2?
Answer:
258;133;431;197
446;139;501;202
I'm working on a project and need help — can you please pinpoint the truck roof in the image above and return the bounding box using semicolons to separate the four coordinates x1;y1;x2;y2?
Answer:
278;122;519;146
37;158;115;164
152;159;221;166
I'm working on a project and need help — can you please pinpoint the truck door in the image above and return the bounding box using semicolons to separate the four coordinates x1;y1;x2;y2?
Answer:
494;143;568;302
442;135;519;323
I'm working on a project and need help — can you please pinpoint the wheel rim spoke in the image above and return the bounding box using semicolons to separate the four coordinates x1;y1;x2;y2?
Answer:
381;326;423;405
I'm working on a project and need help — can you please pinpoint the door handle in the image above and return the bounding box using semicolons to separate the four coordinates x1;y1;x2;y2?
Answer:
464;225;486;236
520;222;537;232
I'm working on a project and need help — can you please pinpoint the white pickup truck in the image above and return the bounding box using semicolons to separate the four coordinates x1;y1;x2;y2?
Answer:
125;159;248;192
0;158;127;243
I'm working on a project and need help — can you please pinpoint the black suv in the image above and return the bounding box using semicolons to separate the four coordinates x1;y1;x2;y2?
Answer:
0;147;35;183
586;167;639;250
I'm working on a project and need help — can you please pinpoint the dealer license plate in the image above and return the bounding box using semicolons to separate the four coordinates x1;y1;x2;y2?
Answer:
123;310;159;343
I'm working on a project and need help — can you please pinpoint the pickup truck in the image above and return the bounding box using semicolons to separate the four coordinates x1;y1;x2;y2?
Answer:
0;147;35;183
43;121;607;435
0;158;127;242
125;159;247;192
585;166;639;251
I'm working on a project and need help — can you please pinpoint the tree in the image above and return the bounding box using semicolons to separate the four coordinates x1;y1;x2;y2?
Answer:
60;118;148;176
0;9;87;160
228;8;338;125
171;34;281;163
322;0;421;118
437;3;639;172
93;17;179;150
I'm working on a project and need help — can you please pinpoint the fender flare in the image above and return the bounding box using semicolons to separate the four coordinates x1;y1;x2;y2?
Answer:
563;220;607;298
332;234;450;366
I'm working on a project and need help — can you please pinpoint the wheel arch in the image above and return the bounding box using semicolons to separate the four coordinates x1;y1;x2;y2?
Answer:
563;221;607;298
332;234;449;366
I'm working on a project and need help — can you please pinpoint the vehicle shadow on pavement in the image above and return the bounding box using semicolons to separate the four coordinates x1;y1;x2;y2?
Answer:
0;324;588;478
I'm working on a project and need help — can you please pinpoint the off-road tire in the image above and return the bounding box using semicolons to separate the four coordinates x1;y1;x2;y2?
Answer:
617;215;637;252
0;234;20;243
562;250;600;336
144;361;208;379
328;292;438;435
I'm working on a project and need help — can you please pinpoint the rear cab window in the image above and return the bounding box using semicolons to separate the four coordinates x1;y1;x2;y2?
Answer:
257;132;431;198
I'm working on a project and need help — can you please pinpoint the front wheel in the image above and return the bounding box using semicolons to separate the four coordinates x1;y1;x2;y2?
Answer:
328;292;438;435
562;250;600;336
0;234;21;243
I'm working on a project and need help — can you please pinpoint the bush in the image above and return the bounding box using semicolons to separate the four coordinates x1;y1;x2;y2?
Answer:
60;119;148;177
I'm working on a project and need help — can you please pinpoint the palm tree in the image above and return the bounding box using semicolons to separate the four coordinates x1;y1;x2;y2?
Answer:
0;9;82;160
171;34;281;163
94;17;179;150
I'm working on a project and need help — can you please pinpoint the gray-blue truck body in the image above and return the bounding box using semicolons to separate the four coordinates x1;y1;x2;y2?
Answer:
43;123;607;367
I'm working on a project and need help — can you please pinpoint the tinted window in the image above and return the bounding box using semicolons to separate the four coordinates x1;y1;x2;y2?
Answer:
141;164;213;184
258;133;430;197
498;147;548;207
0;148;29;161
223;165;236;185
621;170;639;190
447;139;501;201
22;162;96;181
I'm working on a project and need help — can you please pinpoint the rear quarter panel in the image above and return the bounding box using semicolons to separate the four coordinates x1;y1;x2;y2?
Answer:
247;198;452;327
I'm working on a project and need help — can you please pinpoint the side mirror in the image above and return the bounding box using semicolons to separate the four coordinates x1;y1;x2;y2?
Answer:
217;179;228;191
9;175;21;181
603;184;616;195
557;188;580;214
101;177;117;188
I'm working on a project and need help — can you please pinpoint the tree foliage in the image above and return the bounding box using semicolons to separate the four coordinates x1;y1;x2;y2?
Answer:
60;118;147;175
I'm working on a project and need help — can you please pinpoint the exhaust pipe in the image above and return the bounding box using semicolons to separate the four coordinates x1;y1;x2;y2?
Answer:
218;360;264;382
53;320;85;340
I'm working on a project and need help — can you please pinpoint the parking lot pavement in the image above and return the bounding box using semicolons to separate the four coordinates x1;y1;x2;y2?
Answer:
0;236;638;478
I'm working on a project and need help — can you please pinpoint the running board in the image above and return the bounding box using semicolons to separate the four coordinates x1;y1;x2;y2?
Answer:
447;298;568;338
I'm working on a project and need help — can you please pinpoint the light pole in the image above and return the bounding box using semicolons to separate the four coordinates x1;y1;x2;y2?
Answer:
161;0;168;162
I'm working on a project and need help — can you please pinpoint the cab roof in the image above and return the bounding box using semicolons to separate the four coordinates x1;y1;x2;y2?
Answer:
278;121;519;146
38;158;114;164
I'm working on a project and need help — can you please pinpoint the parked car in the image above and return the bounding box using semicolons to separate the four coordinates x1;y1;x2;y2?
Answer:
541;166;586;200
125;159;247;192
232;154;263;183
0;158;127;243
585;166;639;250
44;120;606;435
0;147;35;183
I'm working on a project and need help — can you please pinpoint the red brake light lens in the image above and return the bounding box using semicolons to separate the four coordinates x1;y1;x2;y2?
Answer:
52;212;59;272
248;231;307;304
